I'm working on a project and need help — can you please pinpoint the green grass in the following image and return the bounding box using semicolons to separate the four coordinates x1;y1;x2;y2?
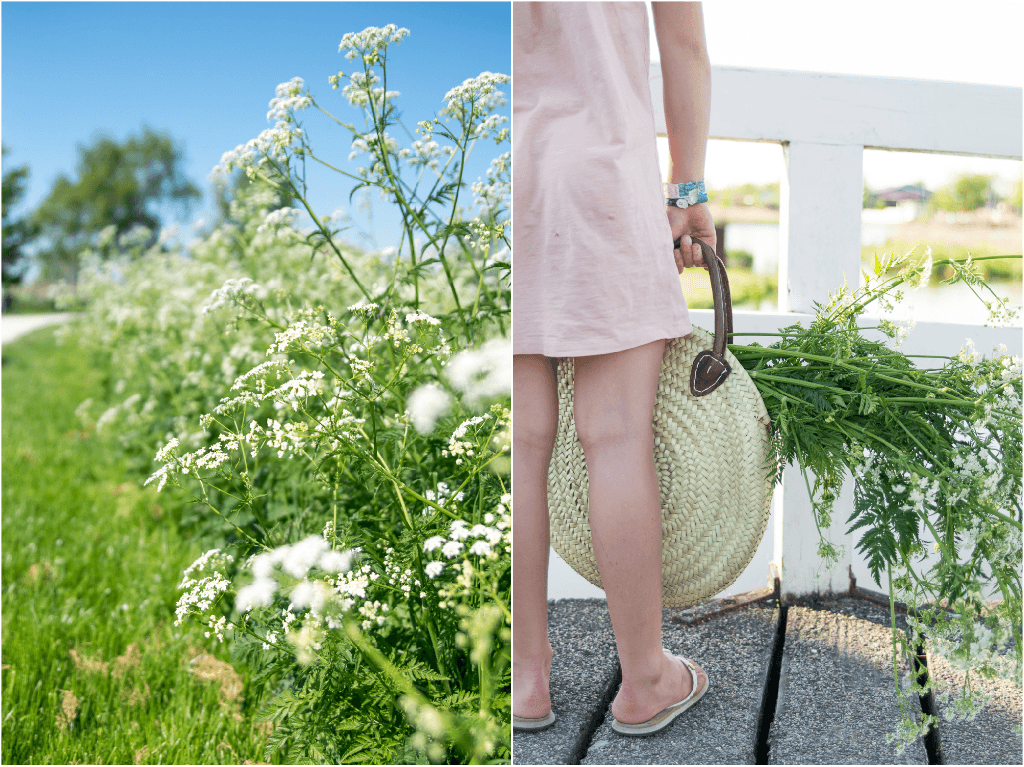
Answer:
681;267;778;310
2;328;272;764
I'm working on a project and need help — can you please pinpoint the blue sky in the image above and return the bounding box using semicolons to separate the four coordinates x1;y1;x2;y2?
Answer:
2;1;511;254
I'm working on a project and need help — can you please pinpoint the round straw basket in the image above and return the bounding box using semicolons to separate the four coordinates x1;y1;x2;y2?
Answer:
547;238;776;608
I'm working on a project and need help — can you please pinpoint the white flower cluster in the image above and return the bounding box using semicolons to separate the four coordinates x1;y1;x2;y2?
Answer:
382;548;420;599
425;480;464;508
382;316;411;348
256;206;300;238
405;311;441;327
442;414;491;465
446;338;512;406
348;131;399;161
407;383;451;435
146;429;246;490
958;339;981;368
403;139;454;171
259;418;310;458
347;300;380;319
231;360;290;394
266;369;326;409
422;493;512;582
471;152;511;211
213;122;305;181
236;535;355;614
338;24;410;65
267;77;312;122
175;549;235;629
267;320;332;355
441;72;510;124
204;277;260;315
906;609;1020;699
473;113;509;141
145;438;180;491
341;71;392;108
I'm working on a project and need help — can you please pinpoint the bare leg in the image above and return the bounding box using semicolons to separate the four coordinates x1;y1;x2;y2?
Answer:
574;340;707;724
512;354;559;719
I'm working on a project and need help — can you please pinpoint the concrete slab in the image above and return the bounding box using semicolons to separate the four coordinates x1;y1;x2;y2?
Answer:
582;603;780;765
768;597;928;764
926;646;1023;765
512;599;619;766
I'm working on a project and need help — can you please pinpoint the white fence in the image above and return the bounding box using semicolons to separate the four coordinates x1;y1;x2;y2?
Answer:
548;67;1023;600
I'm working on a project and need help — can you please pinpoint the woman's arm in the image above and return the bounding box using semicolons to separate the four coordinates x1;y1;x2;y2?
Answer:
651;2;715;270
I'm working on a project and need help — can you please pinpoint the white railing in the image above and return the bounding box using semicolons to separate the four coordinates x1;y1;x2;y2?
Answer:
548;67;1023;600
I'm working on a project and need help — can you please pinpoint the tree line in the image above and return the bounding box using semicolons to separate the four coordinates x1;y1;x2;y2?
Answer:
2;127;293;289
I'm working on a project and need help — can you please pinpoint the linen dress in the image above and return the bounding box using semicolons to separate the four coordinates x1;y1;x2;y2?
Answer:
512;1;692;358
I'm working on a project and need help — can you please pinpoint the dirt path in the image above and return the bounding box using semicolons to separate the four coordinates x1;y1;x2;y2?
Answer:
1;313;78;347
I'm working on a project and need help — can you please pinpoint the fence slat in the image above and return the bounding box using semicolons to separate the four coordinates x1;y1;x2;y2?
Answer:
650;65;1023;159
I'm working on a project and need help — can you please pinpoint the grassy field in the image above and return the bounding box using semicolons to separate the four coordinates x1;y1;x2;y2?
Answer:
1;328;271;765
680;267;778;311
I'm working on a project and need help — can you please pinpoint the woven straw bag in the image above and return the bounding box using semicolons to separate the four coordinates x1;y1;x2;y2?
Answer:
547;238;776;608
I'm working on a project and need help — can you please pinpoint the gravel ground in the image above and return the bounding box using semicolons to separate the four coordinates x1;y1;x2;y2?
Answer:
514;594;1019;765
768;596;928;764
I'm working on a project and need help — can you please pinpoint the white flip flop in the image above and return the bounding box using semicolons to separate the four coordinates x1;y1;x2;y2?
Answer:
611;656;709;736
513;711;557;731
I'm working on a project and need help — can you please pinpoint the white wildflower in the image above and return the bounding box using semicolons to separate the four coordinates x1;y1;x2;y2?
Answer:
407;383;452;435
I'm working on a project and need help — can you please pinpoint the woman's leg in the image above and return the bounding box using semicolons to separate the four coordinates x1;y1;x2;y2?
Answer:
573;339;707;724
511;353;559;718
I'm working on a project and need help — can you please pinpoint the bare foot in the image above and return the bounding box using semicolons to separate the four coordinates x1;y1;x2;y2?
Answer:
513;642;554;719
612;649;707;724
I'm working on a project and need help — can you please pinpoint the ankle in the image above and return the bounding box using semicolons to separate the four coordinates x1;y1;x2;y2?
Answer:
620;649;672;691
513;641;553;668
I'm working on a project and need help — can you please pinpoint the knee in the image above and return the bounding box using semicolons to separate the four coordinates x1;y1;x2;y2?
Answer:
513;408;557;458
574;404;651;457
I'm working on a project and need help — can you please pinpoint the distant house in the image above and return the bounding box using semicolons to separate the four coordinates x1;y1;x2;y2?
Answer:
864;184;932;223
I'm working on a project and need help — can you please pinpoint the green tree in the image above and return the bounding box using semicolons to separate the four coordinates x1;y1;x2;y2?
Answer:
2;144;39;288
930;173;994;213
30;126;201;282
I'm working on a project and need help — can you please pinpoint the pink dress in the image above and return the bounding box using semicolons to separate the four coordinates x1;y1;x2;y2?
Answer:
512;1;691;358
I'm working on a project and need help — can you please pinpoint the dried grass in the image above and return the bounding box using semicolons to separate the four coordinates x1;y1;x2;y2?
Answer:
26;561;56;584
190;654;244;719
112;642;142;680
55;689;79;731
69;648;108;675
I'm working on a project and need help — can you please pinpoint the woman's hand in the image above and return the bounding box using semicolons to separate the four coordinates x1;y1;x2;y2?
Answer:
668;202;716;273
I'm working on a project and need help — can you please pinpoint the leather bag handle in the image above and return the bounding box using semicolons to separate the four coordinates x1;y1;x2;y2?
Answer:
673;236;734;397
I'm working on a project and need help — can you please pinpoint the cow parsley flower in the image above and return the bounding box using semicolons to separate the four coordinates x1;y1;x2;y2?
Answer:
407;383;451;435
